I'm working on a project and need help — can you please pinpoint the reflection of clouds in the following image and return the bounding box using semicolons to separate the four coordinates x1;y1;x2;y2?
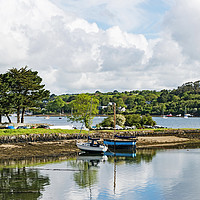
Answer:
154;149;200;200
97;161;153;199
39;161;101;200
37;162;77;200
153;150;185;188
39;149;200;199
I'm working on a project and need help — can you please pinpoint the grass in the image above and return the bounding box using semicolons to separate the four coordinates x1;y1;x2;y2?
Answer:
0;127;199;137
0;128;88;136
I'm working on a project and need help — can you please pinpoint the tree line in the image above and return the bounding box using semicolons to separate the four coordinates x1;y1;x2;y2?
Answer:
42;80;200;117
2;67;200;124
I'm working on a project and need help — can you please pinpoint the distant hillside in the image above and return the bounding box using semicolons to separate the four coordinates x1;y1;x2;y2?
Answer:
37;80;200;117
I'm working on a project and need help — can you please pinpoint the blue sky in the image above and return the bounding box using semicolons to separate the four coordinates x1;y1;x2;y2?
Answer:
50;0;171;37
0;0;199;94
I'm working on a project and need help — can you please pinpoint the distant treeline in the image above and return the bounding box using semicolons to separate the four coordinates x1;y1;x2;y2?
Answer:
39;80;200;117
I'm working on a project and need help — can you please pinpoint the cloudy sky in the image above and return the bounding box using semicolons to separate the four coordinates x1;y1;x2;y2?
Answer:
0;0;199;94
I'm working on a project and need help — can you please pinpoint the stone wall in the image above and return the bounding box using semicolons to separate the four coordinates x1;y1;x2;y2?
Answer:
0;129;200;144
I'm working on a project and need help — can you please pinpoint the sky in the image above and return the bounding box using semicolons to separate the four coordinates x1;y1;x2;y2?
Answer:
0;0;200;94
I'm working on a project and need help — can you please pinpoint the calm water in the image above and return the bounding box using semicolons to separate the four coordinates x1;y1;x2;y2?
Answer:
152;117;200;129
1;148;200;200
1;116;106;128
2;116;200;129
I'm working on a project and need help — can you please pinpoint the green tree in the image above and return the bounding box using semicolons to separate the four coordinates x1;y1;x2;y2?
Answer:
141;114;156;126
99;114;126;127
68;94;99;128
125;114;141;128
0;75;14;123
116;98;126;109
2;67;50;123
46;96;66;113
100;95;110;106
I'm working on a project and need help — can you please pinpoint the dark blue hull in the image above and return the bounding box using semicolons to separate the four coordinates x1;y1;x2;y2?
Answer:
104;151;136;157
104;139;136;149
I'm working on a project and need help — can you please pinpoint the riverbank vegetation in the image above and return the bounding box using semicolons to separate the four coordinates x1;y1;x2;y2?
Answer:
1;67;200;125
0;128;88;136
41;80;200;117
98;114;156;129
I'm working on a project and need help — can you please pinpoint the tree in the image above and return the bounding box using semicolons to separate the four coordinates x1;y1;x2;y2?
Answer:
2;67;50;123
116;98;126;109
141;114;156;126
68;94;99;128
46;97;66;113
100;95;110;106
125;114;141;128
0;75;14;123
99;114;126;127
116;114;126;126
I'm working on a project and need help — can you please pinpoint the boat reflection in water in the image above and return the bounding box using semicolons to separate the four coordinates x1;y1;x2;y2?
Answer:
104;150;136;158
77;149;137;167
77;153;108;167
76;149;137;196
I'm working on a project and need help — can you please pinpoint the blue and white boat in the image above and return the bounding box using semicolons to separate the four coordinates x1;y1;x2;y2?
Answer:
104;135;137;149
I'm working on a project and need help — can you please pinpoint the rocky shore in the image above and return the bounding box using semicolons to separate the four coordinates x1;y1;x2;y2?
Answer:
1;129;200;160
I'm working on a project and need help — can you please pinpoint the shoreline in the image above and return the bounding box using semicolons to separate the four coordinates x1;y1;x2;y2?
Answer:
0;136;200;161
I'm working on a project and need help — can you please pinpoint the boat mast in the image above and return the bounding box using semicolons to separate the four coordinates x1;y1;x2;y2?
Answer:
113;103;116;135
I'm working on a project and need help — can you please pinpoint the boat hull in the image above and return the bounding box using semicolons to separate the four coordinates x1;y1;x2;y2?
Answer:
77;142;108;153
104;139;136;149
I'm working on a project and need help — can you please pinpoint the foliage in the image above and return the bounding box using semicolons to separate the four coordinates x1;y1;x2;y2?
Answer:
31;79;200;117
116;114;126;126
67;94;99;128
99;114;126;127
0;67;50;123
46;96;67;113
0;75;14;123
141;114;156;126
42;80;200;117
2;69;200;119
98;116;114;127
99;114;156;128
125;114;142;128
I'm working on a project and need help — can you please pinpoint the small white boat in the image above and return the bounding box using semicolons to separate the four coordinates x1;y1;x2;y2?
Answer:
184;114;189;118
77;138;108;153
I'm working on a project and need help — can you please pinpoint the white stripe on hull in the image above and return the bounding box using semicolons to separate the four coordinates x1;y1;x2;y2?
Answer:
77;142;108;152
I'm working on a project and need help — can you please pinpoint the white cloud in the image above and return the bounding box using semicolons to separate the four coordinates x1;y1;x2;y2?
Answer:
163;0;200;62
0;0;200;94
50;0;147;32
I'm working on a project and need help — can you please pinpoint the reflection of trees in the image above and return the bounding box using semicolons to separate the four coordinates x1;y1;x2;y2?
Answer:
0;168;50;200
134;149;156;163
69;158;99;189
74;162;98;189
107;149;157;165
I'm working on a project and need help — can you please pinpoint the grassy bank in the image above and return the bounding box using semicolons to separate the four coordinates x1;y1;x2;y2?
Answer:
1;127;200;139
0;128;88;136
0;127;169;136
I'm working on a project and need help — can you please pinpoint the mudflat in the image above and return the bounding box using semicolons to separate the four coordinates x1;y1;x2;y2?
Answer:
0;136;199;160
0;140;78;160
